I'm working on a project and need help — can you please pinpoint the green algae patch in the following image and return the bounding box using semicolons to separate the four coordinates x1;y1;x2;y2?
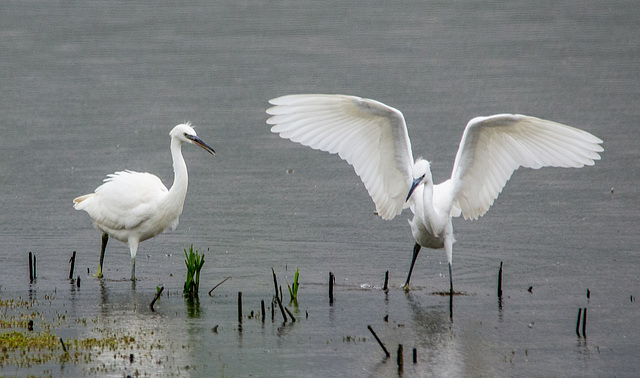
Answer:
0;330;58;350
0;293;141;371
0;330;62;367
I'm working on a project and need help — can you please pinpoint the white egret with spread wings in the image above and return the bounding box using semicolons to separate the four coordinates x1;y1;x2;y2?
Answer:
267;94;603;293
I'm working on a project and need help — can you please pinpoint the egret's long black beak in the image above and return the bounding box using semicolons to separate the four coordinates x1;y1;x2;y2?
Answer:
405;174;425;202
187;135;216;155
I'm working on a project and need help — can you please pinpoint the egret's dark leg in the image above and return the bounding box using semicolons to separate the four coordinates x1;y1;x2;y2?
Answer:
130;258;136;281
449;262;454;296
94;232;108;278
403;243;422;290
449;285;454;319
448;262;454;319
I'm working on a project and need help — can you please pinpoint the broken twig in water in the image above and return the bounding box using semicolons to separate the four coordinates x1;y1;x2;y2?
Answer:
261;300;266;323
576;308;583;337
276;295;288;322
238;292;243;323
271;268;280;301
208;276;231;296
383;270;389;292
69;251;76;280
329;272;335;304
367;325;390;358
397;344;404;371
582;308;587;338
28;252;33;283
149;286;164;312
284;306;296;322
59;338;67;354
497;261;503;298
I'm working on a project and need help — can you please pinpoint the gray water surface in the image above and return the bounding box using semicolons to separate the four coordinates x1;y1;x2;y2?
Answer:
1;1;639;376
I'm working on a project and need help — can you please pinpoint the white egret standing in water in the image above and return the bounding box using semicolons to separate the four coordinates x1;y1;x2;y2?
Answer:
267;94;603;294
73;123;215;281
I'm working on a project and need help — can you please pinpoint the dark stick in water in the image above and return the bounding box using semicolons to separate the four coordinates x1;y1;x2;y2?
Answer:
576;308;583;337
497;261;503;298
29;252;33;283
276;294;288;322
238;292;243;323
271;268;280;301
149;286;164;312
208;276;231;296
69;251;76;280
284;306;296;322
329;272;334;304
367;325;390;358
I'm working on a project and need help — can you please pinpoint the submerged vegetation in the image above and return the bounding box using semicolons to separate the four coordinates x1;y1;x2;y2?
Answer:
0;295;145;372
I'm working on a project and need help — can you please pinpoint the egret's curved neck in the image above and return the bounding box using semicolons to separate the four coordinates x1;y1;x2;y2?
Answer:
168;138;188;203
421;181;438;221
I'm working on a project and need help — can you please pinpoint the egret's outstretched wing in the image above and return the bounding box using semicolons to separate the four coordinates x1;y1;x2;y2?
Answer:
267;94;414;220
74;170;168;231
449;114;603;220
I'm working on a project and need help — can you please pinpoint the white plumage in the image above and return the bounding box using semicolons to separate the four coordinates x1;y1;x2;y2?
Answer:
267;94;603;292
74;123;215;280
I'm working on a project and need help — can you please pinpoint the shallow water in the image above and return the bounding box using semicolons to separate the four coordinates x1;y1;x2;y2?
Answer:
1;0;639;376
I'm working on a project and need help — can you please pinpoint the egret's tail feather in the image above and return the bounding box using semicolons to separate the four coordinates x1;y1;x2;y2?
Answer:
73;193;94;208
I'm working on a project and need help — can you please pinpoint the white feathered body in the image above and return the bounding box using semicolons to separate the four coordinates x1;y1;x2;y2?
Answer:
408;180;455;250
73;170;185;246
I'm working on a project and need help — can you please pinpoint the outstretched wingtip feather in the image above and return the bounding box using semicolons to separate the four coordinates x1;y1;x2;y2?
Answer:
266;94;415;219
450;114;602;220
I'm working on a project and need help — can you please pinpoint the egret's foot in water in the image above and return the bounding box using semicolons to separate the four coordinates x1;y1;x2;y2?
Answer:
403;243;422;291
93;232;108;279
92;266;103;279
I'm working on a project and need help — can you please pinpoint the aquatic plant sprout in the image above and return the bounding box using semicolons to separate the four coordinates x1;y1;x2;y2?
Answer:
287;268;299;303
183;245;205;297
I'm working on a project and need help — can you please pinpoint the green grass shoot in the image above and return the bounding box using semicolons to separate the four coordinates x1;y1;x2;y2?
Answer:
287;268;299;303
183;245;205;297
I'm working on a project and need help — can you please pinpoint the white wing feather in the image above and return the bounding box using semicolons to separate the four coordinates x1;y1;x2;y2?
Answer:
267;94;414;220
449;114;603;220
